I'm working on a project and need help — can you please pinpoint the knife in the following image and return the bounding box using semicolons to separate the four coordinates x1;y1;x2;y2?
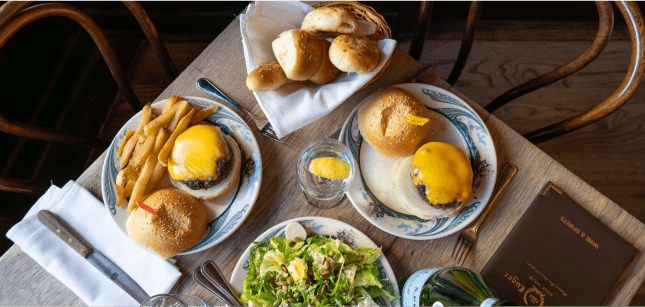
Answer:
37;210;150;304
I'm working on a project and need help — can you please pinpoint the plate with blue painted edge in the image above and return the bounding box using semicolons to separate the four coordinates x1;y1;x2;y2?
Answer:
230;216;400;306
101;96;262;255
339;83;497;240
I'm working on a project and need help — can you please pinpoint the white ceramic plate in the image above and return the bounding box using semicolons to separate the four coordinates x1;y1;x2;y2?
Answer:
231;217;400;306
340;83;497;240
101;96;262;255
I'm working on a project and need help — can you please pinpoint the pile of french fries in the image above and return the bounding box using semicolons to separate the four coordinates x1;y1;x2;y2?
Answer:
116;95;219;212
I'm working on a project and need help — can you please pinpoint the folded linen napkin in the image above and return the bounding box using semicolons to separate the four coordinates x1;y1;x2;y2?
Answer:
6;181;182;306
240;1;397;138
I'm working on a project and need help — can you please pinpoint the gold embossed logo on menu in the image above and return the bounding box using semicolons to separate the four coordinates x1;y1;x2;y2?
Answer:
502;264;566;307
560;216;600;249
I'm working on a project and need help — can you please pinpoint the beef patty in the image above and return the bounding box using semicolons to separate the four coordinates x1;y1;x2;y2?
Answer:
182;158;232;190
416;183;461;209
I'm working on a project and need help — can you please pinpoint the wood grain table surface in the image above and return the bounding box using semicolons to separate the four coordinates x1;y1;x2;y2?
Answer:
2;15;645;307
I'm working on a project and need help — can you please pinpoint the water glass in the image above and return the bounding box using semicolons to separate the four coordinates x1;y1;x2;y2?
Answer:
297;138;355;209
141;294;206;307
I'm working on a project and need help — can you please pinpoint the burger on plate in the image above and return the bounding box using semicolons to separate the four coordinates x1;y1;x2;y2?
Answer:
126;187;208;258
167;124;241;200
395;142;473;219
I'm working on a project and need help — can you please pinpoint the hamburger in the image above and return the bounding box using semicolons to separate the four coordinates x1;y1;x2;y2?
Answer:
167;124;241;200
126;188;208;258
357;87;432;157
394;142;473;219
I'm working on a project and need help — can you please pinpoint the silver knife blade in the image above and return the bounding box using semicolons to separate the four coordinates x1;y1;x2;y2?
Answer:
87;250;150;304
37;210;150;304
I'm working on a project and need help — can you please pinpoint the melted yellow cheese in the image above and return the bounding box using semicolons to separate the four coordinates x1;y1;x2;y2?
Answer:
404;114;430;126
168;125;229;181
410;142;473;204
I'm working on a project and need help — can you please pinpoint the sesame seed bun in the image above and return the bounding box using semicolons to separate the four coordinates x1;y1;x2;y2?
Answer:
357;87;432;157
126;188;208;258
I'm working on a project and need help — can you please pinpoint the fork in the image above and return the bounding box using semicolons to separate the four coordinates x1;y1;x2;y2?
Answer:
196;78;283;143
193;267;236;306
192;261;243;306
451;163;518;265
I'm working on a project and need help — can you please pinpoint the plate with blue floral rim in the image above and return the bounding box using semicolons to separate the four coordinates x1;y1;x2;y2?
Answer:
101;96;262;255
339;83;497;240
230;216;400;306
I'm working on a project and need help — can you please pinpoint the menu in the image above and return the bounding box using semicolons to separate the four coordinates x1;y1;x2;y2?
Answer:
481;182;638;306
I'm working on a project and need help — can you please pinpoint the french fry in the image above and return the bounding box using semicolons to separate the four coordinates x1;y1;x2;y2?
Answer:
124;180;134;198
120;103;152;169
154;128;169;152
163;95;180;113
143;104;179;136
129;135;146;170
127;128;169;212
116;184;126;208
124;166;139;182
127;156;155;212
115;170;129;208
158;108;196;167
168;100;191;131
115;165;139;208
130;130;158;170
147;163;167;194
117;129;134;157
146;130;171;194
190;104;219;125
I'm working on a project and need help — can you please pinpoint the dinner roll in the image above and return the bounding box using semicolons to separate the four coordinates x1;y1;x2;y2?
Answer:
309;39;341;85
301;7;358;35
329;35;380;75
353;21;377;38
358;87;432;157
246;61;295;92
272;29;324;81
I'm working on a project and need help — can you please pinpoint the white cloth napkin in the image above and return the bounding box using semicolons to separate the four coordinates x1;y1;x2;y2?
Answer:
240;1;397;138
6;181;182;306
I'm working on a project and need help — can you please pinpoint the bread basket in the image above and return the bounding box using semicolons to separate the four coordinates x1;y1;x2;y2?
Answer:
313;1;393;87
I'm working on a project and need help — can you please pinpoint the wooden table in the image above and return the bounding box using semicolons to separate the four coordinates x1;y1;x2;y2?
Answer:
2;14;645;307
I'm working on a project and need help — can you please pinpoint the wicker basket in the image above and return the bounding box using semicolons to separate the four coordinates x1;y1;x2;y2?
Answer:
313;1;393;87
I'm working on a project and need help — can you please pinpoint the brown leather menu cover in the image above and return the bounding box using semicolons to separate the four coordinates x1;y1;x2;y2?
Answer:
480;182;638;306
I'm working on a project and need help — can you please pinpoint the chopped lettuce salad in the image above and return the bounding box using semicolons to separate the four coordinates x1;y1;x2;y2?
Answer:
241;235;396;306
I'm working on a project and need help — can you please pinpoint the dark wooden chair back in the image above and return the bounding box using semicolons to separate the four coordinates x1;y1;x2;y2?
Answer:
0;2;176;194
409;1;645;144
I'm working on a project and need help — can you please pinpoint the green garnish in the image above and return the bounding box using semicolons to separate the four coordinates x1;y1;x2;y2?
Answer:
241;235;396;306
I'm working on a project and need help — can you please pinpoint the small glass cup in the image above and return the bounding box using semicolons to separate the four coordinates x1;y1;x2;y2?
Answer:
297;138;355;209
141;294;206;307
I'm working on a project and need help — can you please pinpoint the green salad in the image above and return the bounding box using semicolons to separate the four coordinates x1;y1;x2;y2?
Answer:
241;235;397;306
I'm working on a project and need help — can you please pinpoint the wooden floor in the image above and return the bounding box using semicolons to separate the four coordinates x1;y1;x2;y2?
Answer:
104;21;645;305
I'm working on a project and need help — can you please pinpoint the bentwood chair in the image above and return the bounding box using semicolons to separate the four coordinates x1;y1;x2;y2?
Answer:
409;1;645;145
0;2;177;194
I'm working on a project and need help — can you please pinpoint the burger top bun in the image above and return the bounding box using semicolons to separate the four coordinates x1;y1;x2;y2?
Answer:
126;188;208;258
357;87;432;157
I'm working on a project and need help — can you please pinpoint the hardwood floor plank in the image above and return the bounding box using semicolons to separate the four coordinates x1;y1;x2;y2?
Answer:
419;20;631;41
400;40;633;90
